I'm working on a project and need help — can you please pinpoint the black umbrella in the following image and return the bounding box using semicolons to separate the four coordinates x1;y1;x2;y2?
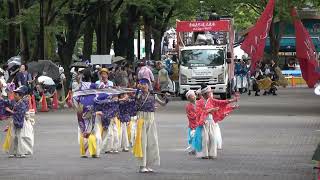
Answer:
7;56;21;69
27;60;60;80
70;61;88;68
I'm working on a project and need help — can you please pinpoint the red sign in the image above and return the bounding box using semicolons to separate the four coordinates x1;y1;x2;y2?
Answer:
176;20;230;32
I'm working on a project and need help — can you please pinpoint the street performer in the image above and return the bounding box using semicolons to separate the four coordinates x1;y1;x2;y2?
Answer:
185;90;198;155
73;82;102;158
194;85;237;159
132;78;169;173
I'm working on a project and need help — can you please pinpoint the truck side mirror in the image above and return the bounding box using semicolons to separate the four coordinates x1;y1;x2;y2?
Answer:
226;58;232;64
227;52;232;58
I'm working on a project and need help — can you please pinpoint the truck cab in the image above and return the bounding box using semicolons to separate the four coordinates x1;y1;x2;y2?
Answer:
176;18;235;99
179;45;231;98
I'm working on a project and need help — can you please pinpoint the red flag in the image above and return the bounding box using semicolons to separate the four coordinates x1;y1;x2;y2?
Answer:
292;8;320;88
241;0;275;71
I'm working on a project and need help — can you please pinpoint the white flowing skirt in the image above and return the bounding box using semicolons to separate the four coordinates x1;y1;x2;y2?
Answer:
6;119;34;156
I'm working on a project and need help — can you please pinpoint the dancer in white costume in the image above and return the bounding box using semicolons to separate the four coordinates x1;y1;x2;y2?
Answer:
95;68;120;154
3;85;35;158
73;82;102;158
132;78;168;173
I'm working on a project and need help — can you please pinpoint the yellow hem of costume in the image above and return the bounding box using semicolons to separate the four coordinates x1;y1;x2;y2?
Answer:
2;125;12;152
115;117;121;137
79;134;97;156
132;118;144;158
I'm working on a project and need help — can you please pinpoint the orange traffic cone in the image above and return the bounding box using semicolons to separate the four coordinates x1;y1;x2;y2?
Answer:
28;95;34;111
52;91;59;110
40;94;49;112
291;76;296;87
66;90;73;108
31;95;37;112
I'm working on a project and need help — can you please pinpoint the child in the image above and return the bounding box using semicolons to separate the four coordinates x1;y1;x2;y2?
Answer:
3;85;34;158
185;90;198;155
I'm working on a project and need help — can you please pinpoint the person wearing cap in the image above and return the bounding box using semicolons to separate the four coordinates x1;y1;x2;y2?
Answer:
3;85;34;158
95;68;114;88
95;68;119;154
133;78;168;173
185;90;198;155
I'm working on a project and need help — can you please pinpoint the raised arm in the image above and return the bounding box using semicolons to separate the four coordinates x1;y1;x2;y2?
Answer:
155;94;168;106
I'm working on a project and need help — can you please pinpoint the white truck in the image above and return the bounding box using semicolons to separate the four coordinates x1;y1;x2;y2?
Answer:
176;18;235;99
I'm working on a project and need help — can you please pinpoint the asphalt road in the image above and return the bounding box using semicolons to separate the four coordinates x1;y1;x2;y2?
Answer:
0;87;319;180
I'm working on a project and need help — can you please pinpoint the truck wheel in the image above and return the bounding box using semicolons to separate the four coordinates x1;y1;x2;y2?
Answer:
181;94;187;100
226;81;232;99
220;93;227;100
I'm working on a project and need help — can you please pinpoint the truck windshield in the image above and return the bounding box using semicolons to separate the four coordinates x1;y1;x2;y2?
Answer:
181;49;225;67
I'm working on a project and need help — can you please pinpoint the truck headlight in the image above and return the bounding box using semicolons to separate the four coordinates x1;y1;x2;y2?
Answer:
180;74;188;84
218;73;224;83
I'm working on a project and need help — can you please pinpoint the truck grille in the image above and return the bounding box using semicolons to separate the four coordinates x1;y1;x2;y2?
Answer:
187;78;218;84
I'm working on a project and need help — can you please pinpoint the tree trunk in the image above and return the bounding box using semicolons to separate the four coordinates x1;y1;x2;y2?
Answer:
269;20;285;62
19;24;30;62
56;16;81;86
106;14;113;54
137;24;140;60
7;0;17;58
31;33;40;61
152;31;162;61
95;24;101;54
126;5;139;63
0;40;8;64
17;0;30;63
99;2;109;54
115;14;129;57
83;19;95;60
144;17;151;60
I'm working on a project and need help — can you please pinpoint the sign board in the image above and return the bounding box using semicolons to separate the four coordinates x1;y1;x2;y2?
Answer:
176;20;230;32
91;55;112;64
191;68;212;77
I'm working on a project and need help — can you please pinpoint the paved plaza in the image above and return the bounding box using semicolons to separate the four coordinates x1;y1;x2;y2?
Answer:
0;88;319;180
